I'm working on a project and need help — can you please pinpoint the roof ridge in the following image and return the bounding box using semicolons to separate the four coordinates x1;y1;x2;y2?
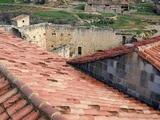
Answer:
0;62;66;120
67;45;135;64
67;35;160;64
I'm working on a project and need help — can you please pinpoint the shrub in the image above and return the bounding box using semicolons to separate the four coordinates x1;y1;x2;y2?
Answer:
75;4;85;10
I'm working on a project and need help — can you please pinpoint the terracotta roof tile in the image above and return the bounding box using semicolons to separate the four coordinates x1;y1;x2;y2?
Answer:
68;46;135;64
11;104;34;120
138;41;160;71
0;30;160;119
22;110;40;120
0;72;50;119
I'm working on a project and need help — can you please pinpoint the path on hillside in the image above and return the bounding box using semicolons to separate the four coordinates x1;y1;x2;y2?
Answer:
146;25;160;37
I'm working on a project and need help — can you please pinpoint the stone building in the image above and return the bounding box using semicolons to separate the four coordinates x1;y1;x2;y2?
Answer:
0;23;135;59
17;23;123;58
68;36;160;110
0;23;134;59
11;14;30;27
85;0;129;14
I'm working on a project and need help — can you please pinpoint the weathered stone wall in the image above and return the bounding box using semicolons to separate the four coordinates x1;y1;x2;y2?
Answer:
53;45;70;58
45;24;122;57
20;23;46;49
0;25;14;34
0;23;122;58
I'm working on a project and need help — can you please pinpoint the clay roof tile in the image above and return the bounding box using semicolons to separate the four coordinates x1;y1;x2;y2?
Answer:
0;30;160;119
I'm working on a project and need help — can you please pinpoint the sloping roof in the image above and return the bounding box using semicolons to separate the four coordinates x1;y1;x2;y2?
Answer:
138;41;160;71
68;35;160;71
11;14;29;21
88;0;121;5
0;30;160;119
0;58;65;119
0;71;47;120
88;0;103;5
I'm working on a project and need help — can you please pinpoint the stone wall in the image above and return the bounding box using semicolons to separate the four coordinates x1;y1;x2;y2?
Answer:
45;24;122;57
0;23;122;58
19;23;46;49
0;25;14;34
73;52;160;110
52;45;70;58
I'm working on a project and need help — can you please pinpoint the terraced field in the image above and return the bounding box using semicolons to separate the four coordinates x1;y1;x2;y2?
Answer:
0;4;52;12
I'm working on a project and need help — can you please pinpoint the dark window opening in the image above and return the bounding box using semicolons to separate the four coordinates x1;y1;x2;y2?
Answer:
51;45;54;48
78;47;82;55
22;20;24;23
52;32;56;35
122;36;126;45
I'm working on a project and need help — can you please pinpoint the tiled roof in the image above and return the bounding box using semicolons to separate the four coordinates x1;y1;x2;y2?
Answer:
0;64;65;120
0;30;160;119
68;45;135;64
138;41;160;71
0;71;46;120
68;35;160;66
11;14;28;21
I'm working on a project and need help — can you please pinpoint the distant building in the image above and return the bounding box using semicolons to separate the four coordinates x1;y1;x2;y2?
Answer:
135;0;146;3
11;14;30;27
85;0;129;14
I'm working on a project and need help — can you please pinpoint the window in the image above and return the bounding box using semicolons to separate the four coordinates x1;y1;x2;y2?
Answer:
78;47;82;55
22;20;24;23
122;36;126;45
52;32;56;35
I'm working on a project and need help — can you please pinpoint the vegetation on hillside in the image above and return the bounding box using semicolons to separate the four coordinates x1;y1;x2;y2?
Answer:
130;3;157;15
0;0;159;36
33;11;77;24
0;0;13;3
75;4;85;10
108;15;145;29
76;12;115;27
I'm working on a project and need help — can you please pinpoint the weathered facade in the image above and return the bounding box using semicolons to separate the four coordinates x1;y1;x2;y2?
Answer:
11;15;30;27
20;23;122;58
0;23;126;58
85;0;129;14
52;45;70;58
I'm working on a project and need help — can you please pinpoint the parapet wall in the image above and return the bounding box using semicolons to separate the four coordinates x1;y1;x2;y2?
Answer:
0;25;14;34
1;23;122;58
45;23;122;57
20;23;47;49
